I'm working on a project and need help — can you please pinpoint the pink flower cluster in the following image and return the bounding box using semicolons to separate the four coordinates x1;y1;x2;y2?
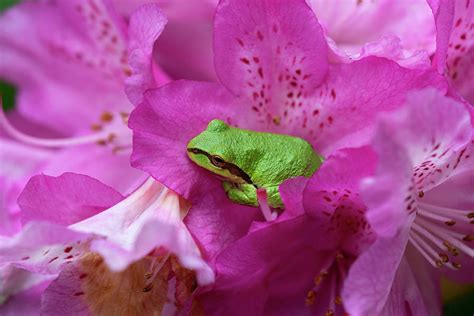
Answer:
0;0;472;315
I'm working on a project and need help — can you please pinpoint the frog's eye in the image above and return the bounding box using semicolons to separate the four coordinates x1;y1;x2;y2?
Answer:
210;155;226;168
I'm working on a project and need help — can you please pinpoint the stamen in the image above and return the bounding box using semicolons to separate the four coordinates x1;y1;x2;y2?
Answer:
417;217;473;257
305;290;316;306
463;234;474;242
314;271;328;286
0;107;110;148
417;208;455;225
452;262;462;269
419;203;472;223
142;253;170;292
256;189;277;221
408;232;442;268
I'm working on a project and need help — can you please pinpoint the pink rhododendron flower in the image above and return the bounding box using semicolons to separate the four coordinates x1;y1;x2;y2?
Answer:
343;89;473;316
1;173;213;313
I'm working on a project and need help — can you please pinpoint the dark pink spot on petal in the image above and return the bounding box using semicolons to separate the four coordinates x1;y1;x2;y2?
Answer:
48;257;59;264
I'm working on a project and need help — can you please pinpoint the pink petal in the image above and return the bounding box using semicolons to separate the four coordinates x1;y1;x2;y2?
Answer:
39;144;147;195
380;255;441;316
302;147;377;255
214;0;328;114
197;215;331;315
428;0;455;73
446;0;474;103
279;177;308;217
0;1;130;132
298;57;447;155
342;220;414;316
432;0;474;103
153;2;217;81
17;173;124;226
125;3;170;105
184;188;262;261
311;0;436;63
129;80;238;201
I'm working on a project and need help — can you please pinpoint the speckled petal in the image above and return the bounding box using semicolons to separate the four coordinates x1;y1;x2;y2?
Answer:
125;3;169;105
214;0;328;128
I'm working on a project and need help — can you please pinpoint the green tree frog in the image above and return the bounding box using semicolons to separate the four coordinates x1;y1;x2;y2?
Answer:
187;119;324;208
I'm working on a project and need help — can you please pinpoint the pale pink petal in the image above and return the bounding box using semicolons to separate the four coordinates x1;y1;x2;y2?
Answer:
0;138;51;181
70;179;214;285
17;173;124;226
0;222;89;275
343;220;414;316
362;89;472;237
310;0;436;62
0;177;22;236
404;246;443;316
379;255;441;316
214;0;328;114
125;3;169;105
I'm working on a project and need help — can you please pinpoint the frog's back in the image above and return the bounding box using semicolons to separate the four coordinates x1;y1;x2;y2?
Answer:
243;130;323;187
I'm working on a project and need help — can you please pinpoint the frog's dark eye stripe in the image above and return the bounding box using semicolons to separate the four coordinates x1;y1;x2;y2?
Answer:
187;148;253;185
210;155;226;168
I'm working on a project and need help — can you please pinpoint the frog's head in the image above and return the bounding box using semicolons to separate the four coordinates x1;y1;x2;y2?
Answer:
187;119;252;184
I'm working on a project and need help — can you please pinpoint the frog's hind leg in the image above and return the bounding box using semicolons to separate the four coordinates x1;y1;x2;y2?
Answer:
265;185;284;209
222;182;258;207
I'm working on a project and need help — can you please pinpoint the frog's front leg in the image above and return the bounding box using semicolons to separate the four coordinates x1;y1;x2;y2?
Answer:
222;182;258;207
265;185;284;209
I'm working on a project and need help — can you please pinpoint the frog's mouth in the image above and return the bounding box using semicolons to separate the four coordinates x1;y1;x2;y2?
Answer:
187;147;254;185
